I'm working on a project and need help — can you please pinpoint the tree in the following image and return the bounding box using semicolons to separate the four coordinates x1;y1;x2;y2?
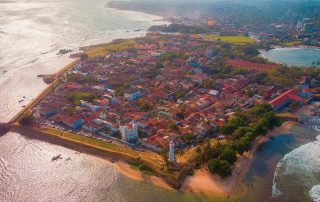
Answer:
155;63;164;69
220;147;237;164
19;114;33;126
208;159;232;177
220;124;237;135
182;133;197;144
67;92;99;106
243;45;259;56
229;116;246;127
233;127;248;139
138;99;153;112
232;139;251;154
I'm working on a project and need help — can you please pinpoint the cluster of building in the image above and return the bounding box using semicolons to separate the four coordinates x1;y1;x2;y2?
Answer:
33;33;313;153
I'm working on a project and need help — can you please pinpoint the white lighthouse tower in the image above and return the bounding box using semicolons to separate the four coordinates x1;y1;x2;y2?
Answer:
169;140;175;163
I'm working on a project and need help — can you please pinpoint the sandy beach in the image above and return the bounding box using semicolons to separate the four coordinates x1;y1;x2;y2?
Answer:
116;161;174;191
180;121;298;197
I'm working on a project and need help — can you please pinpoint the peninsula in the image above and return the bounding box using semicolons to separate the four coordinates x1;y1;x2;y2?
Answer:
7;32;320;197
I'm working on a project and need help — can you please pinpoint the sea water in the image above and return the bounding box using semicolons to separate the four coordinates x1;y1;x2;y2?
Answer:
260;47;320;68
0;0;167;122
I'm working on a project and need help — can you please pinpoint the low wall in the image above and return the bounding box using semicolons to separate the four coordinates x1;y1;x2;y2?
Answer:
10;125;183;188
9;59;80;124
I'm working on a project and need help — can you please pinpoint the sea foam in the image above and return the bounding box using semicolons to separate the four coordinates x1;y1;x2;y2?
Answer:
272;135;320;198
310;185;320;202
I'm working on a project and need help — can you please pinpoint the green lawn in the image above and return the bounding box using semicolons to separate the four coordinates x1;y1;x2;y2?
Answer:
83;40;136;58
41;127;165;168
42;127;139;156
204;35;255;44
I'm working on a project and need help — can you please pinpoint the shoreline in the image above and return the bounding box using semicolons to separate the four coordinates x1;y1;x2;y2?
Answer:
5;33;308;197
8;111;303;199
2;7;313;196
115;161;174;191
9;124;175;190
259;46;320;68
260;45;320;54
0;4;169;123
180;121;298;198
2;5;177;193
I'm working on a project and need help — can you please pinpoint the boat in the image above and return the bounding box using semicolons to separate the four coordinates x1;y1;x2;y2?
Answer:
51;154;62;161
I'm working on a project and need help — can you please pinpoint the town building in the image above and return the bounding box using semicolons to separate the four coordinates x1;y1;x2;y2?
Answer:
120;121;139;143
269;89;303;111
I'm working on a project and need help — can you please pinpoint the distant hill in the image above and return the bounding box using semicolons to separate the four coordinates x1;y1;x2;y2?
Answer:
108;0;320;32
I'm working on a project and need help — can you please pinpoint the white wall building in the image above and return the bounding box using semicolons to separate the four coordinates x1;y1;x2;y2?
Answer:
120;121;138;143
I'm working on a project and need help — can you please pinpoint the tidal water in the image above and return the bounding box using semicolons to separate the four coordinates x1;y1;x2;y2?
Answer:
260;47;320;67
238;126;319;202
0;0;167;122
0;132;202;202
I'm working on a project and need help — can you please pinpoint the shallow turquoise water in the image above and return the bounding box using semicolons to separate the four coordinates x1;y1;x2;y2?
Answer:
261;47;320;67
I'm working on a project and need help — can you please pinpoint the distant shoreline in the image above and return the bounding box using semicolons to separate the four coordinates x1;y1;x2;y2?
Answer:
259;46;320;68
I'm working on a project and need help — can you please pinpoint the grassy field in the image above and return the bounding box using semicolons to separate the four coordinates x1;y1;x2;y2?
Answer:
42;127;138;154
204;35;255;44
41;127;165;168
82;39;136;58
281;41;304;47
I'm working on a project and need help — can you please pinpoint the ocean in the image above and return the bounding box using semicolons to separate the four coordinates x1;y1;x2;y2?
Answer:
1;0;320;201
260;47;320;68
0;132;203;202
0;0;167;122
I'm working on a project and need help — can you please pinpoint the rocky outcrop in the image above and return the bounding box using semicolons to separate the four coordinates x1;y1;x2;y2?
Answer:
0;123;10;135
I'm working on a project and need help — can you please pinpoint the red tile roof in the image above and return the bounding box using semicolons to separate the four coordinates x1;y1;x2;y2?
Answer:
269;89;301;109
226;59;278;72
64;82;83;89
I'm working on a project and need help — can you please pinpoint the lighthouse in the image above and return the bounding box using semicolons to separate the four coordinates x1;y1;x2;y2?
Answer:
169;140;175;163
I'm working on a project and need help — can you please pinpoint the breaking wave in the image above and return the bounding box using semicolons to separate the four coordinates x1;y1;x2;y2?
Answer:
272;135;320;200
310;185;320;202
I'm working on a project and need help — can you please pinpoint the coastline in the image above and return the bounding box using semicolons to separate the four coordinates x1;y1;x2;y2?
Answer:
115;161;174;191
180;121;298;198
9;124;174;190
1;5;176;193
7;104;307;199
0;4;169;123
5;33;311;198
2;4;314;197
5;34;307;198
259;46;320;68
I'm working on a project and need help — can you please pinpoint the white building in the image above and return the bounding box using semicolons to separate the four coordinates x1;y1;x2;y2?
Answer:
169;140;175;163
120;121;138;143
124;90;141;101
